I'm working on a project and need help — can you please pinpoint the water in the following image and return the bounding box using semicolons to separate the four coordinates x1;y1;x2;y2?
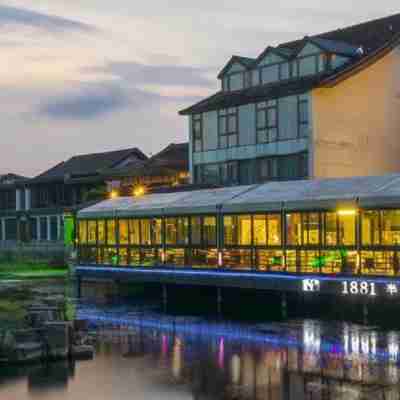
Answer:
1;280;400;400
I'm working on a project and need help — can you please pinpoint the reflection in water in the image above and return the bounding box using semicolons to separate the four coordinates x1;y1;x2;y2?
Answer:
74;304;400;400
2;293;400;399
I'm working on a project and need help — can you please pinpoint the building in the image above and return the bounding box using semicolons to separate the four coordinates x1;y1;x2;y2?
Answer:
180;13;400;186
105;143;190;196
0;174;28;241
0;148;147;243
77;173;400;298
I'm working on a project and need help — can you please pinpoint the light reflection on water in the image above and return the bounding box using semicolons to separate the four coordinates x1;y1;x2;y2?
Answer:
1;282;400;399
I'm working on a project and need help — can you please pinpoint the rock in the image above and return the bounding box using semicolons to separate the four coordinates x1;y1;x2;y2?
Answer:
43;322;71;360
70;345;94;360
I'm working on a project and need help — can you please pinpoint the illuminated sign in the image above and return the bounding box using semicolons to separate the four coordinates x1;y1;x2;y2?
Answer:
342;281;376;296
302;279;321;292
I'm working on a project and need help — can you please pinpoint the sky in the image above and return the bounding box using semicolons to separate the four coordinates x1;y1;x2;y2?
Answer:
0;1;399;177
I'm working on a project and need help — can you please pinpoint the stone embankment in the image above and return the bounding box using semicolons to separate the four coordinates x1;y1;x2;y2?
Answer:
0;305;94;365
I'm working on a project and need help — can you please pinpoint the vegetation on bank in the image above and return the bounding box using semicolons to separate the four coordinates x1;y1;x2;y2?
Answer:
0;262;68;281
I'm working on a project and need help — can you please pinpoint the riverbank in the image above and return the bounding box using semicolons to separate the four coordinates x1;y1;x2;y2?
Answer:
0;263;68;281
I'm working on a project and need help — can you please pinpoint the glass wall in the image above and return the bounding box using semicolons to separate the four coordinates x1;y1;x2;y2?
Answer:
77;208;400;277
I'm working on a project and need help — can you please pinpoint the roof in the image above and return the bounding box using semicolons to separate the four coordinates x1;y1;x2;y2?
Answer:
106;143;189;178
0;173;28;185
180;12;400;115
217;56;256;79
180;75;321;115
31;147;148;184
78;173;400;218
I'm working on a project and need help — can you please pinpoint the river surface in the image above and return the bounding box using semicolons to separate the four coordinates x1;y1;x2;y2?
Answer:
1;279;400;400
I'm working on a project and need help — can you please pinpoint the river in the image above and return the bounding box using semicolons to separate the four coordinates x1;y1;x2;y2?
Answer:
1;279;400;400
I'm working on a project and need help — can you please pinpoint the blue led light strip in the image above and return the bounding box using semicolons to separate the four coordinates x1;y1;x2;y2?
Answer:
76;265;400;285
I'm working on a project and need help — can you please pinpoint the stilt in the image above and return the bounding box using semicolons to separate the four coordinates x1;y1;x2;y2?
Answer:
77;277;81;299
217;288;222;315
162;285;168;312
363;302;368;325
281;293;288;319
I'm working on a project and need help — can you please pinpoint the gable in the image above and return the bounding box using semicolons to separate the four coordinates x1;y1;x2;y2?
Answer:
297;42;322;57
224;62;246;75
258;52;285;66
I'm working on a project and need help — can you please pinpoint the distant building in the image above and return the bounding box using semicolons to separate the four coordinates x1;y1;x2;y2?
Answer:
180;13;400;186
0;174;28;241
105;143;190;196
0;144;190;243
0;148;147;243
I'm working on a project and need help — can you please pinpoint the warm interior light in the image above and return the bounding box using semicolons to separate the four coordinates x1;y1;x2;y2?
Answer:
337;209;357;216
133;185;146;197
110;190;119;199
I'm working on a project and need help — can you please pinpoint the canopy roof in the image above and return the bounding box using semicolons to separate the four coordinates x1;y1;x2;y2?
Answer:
78;174;400;219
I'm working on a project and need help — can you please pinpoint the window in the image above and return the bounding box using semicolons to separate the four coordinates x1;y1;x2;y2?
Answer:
192;114;203;153
191;216;217;247
260;64;279;84
166;217;189;245
220;161;239;186
298;96;309;138
106;219;116;245
382;210;400;245
256;100;278;144
87;220;97;244
218;108;238;149
258;158;278;182
223;215;252;246
324;213;337;246
30;218;37;241
98;220;105;244
203;164;219;185
254;214;282;246
286;213;302;245
129;219;140;245
119;219;129;245
40;217;48;241
50;216;58;241
228;72;245;91
362;211;380;246
338;214;356;246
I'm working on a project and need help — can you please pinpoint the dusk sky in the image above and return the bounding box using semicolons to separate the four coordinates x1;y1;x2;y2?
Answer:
1;1;399;177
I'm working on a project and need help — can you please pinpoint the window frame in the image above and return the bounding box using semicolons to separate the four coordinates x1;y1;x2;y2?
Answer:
218;108;239;149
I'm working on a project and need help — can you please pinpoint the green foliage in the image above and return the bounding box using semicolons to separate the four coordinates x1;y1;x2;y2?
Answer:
0;262;68;280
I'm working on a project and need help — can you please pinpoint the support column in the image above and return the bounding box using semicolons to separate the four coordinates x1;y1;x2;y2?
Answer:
217;287;222;315
363;302;368;325
281;293;288;319
162;285;168;312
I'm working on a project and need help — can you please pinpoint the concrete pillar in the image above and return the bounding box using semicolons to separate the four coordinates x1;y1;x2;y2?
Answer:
217;287;222;315
25;188;31;210
162;285;168;312
363;303;368;325
47;216;51;241
281;293;288;319
16;189;21;211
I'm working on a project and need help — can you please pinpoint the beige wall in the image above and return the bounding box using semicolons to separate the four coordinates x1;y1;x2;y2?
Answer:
311;46;400;178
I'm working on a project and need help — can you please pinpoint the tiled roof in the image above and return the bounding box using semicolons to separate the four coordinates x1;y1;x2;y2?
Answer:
180;75;322;115
107;143;189;178
31;147;147;183
180;12;400;115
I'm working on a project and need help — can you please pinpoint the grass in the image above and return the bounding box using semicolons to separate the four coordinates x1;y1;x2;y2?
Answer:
0;262;68;281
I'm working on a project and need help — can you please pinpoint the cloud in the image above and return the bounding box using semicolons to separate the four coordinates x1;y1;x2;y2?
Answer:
0;4;97;33
39;82;134;120
89;61;215;88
